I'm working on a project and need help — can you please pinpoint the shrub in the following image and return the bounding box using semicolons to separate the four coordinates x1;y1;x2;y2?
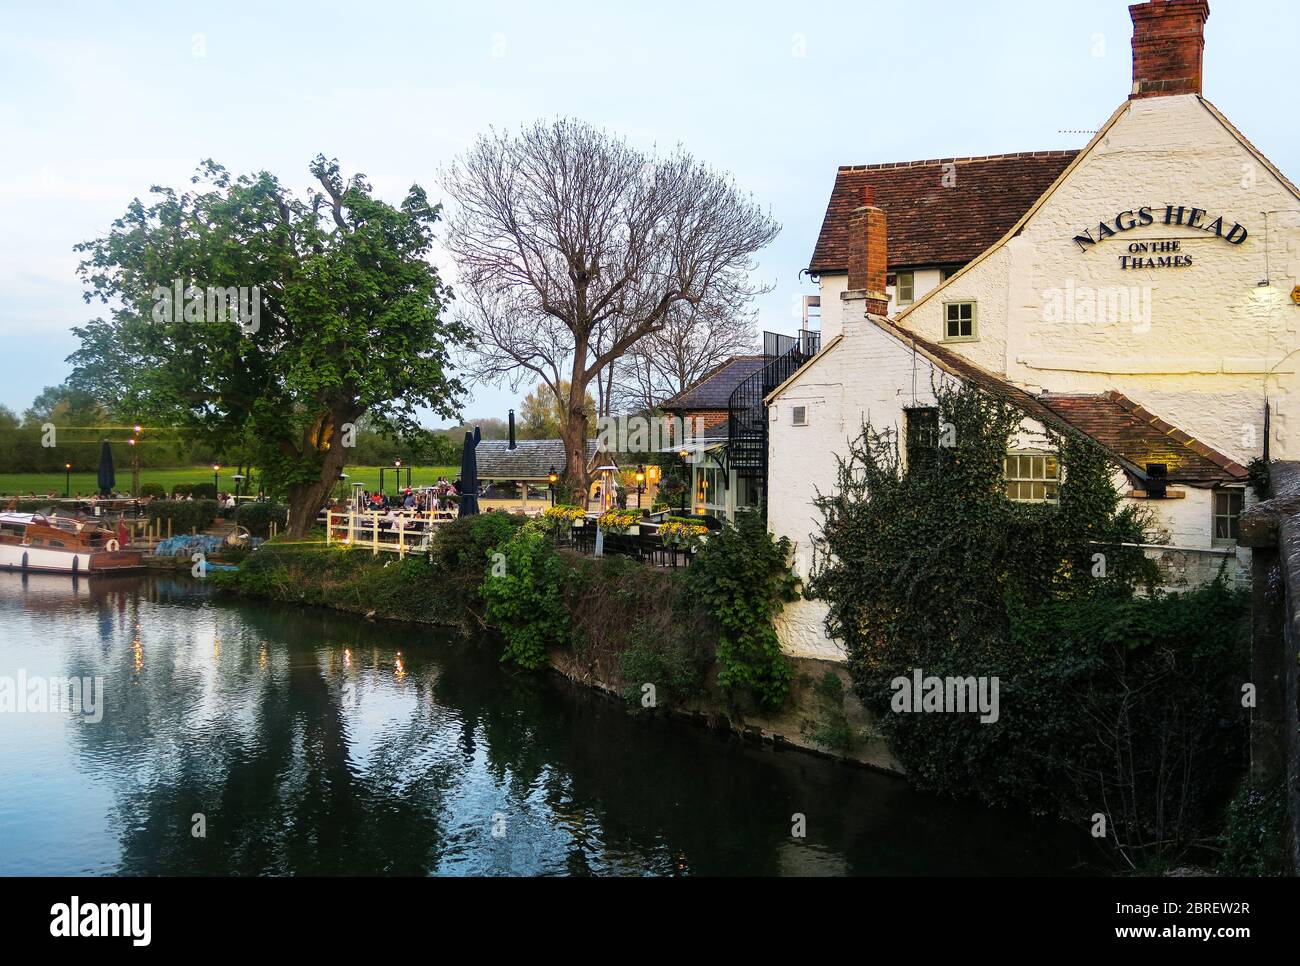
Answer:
432;512;527;616
809;381;1243;865
146;499;218;533
139;482;166;499
687;508;799;711
553;552;714;707
171;483;194;497
190;482;217;499
1219;774;1291;876
481;525;568;670
235;501;288;537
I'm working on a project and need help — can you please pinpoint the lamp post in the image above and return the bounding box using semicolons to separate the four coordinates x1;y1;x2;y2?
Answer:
548;466;557;507
130;424;142;497
677;448;690;515
213;463;221;496
393;458;402;498
64;462;71;498
634;464;645;509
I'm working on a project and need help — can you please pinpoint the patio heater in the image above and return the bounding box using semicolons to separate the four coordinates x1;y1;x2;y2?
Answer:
232;473;245;498
677;448;690;515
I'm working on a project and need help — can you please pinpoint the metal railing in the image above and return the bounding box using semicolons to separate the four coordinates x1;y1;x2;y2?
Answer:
727;329;821;483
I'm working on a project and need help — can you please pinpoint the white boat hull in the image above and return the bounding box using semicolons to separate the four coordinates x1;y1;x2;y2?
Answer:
0;543;139;575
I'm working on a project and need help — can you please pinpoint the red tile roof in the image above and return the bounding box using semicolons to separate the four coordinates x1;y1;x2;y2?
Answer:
808;151;1078;275
1037;392;1248;485
848;319;1245;486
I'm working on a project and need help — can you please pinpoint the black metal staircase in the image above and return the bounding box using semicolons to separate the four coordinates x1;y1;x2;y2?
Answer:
726;329;820;488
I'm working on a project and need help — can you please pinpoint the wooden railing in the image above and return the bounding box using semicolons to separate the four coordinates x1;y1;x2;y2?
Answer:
323;509;457;557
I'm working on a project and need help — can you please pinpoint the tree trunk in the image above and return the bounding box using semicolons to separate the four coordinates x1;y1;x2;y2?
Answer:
285;414;352;539
559;410;590;502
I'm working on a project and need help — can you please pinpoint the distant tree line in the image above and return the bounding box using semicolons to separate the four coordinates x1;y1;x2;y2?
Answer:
0;384;511;473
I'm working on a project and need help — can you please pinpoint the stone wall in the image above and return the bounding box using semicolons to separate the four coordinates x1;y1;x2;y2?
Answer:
1239;460;1300;875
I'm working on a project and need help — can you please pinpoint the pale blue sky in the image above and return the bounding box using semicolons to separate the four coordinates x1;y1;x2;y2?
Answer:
1;0;1295;423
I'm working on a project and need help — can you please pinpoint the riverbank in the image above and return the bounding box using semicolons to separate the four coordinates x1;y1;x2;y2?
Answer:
207;515;1284;876
210;530;900;770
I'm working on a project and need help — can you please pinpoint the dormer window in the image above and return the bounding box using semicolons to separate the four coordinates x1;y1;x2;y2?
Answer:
895;271;915;305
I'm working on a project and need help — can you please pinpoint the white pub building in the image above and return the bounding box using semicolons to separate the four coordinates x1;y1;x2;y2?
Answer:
768;0;1299;659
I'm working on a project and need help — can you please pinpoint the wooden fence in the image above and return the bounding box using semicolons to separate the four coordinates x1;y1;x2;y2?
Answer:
323;509;456;557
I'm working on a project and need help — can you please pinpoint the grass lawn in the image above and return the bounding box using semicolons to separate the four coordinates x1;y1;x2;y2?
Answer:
0;465;460;498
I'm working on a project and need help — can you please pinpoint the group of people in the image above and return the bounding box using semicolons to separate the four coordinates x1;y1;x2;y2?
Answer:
359;478;461;514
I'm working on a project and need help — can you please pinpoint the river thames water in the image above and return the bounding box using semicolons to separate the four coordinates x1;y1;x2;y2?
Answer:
0;571;1095;875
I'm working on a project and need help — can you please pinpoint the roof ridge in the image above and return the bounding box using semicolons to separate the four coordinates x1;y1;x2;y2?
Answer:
837;150;1078;171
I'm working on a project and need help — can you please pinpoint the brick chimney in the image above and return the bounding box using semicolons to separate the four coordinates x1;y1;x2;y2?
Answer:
846;186;889;315
1129;0;1210;99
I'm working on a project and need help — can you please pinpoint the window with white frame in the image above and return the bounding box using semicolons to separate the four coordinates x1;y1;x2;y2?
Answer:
895;270;915;304
1003;452;1060;503
944;301;976;341
1212;488;1243;545
792;405;807;426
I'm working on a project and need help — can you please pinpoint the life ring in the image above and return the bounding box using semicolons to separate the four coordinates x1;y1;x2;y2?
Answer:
104;539;120;551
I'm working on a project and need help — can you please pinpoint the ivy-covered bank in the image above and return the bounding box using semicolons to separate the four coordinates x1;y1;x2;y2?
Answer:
215;383;1275;872
213;510;821;717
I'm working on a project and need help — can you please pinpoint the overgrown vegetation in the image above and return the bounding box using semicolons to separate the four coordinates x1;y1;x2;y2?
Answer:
1218;774;1291;876
799;671;857;753
809;382;1248;867
233;501;287;537
481;524;569;670
687;509;799;711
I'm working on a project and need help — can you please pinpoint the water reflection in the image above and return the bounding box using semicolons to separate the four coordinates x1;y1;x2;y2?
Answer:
0;572;1095;875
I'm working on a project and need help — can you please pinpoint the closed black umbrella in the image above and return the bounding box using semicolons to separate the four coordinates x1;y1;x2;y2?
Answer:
96;439;116;497
458;427;481;517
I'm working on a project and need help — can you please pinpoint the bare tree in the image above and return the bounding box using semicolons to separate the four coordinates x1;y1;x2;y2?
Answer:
441;118;779;493
614;296;759;414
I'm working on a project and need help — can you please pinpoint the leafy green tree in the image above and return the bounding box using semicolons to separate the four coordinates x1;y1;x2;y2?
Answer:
518;380;594;440
69;157;469;535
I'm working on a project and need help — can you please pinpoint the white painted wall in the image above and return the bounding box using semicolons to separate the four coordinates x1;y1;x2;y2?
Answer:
897;95;1300;464
768;301;1253;656
817;267;947;341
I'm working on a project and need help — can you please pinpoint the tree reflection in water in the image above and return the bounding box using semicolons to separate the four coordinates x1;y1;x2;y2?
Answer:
0;572;1094;876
